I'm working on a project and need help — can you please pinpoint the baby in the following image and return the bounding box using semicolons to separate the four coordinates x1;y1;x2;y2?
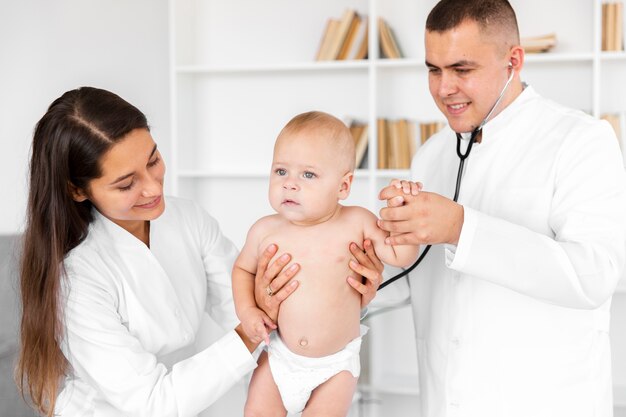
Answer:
232;111;418;416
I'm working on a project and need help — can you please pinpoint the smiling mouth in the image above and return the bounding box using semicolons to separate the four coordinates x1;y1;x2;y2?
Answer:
446;101;471;112
136;195;162;209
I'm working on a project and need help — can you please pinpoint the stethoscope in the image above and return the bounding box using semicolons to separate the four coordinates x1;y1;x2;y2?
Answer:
378;63;515;291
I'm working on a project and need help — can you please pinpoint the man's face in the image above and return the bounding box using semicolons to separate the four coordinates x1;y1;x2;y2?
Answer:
425;20;513;134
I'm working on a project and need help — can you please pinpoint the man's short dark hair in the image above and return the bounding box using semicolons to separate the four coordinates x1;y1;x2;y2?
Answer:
426;0;519;42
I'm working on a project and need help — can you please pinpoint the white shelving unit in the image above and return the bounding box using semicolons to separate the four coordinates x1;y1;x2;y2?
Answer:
169;0;626;414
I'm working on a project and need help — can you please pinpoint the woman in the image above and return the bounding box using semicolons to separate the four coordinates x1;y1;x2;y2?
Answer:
17;87;382;417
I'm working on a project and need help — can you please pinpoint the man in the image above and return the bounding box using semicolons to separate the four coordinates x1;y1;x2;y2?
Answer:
378;0;626;416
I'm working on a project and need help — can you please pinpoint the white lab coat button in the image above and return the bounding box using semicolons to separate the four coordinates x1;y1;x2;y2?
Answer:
451;338;461;347
174;308;180;317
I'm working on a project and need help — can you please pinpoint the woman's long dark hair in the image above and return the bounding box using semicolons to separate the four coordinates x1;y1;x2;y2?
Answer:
17;87;148;416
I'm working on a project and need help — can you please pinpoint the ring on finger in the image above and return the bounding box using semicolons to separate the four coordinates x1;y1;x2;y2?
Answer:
266;285;274;297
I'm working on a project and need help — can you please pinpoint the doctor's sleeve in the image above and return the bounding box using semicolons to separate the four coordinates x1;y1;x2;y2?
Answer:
447;122;626;309
194;204;241;329
61;259;256;417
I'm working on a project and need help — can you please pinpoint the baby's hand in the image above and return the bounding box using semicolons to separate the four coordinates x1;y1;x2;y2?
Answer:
390;179;422;196
240;306;275;345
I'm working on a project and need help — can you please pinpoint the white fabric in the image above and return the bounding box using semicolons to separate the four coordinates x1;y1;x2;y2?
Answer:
56;197;257;417
409;86;626;417
267;325;368;414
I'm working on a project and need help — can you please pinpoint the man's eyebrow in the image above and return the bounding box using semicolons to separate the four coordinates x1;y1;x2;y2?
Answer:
425;59;477;69
109;144;158;185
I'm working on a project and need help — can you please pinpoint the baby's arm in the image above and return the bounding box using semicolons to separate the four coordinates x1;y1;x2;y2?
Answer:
232;220;274;345
360;207;420;268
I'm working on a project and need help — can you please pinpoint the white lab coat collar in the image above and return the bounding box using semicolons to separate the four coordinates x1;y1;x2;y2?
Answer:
91;208;151;250
478;85;538;145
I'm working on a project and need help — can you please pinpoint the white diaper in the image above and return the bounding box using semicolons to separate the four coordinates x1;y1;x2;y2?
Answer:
267;325;368;414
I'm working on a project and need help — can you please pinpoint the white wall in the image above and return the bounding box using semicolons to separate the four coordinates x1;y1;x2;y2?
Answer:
0;0;170;234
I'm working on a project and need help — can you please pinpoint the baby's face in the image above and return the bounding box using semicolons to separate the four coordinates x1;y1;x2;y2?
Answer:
269;131;350;225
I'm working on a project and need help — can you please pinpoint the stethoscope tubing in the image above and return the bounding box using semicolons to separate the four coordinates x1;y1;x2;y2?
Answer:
378;129;478;291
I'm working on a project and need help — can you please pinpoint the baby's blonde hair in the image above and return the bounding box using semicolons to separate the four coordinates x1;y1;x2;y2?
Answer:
278;111;355;172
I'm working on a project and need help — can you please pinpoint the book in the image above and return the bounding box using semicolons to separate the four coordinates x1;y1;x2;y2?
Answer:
602;2;624;51
407;120;418;166
385;22;403;58
352;17;369;60
419;121;445;144
316;19;341;61
388;120;402;169
396;119;412;169
520;33;557;53
377;118;388;169
326;9;358;60
378;18;403;59
337;13;362;60
342;15;369;60
607;2;616;51
349;122;369;168
616;2;624;51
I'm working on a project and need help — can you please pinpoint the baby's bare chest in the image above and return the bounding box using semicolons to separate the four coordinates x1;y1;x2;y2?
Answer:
259;222;364;274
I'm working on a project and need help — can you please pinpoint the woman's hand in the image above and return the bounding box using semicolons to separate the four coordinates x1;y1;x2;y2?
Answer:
347;239;384;308
254;244;300;323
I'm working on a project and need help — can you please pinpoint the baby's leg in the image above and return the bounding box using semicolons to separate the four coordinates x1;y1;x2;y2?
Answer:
301;370;358;417
244;351;287;417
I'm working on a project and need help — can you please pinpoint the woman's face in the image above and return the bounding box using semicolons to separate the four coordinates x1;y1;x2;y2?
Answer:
74;128;166;233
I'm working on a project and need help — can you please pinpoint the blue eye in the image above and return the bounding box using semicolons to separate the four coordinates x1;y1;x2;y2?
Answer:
275;168;286;176
303;171;316;179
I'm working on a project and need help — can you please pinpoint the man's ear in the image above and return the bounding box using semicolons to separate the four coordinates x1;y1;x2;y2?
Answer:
68;182;88;202
338;172;354;201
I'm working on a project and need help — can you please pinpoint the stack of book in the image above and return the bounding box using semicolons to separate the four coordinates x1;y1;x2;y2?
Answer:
378;18;403;59
419;121;446;144
602;2;624;51
521;33;557;53
315;9;368;61
376;119;418;169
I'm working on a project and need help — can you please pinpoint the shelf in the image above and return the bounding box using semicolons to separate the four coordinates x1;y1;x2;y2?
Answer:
375;169;411;178
375;58;425;69
523;52;595;63
175;60;369;74
601;51;626;61
175;52;603;76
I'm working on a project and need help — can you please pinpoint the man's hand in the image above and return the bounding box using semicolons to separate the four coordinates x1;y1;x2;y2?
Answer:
378;184;464;246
